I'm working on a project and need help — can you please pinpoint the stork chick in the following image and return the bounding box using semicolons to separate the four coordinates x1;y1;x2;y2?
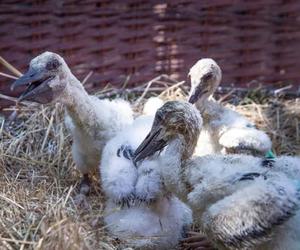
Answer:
134;101;300;250
11;52;133;197
189;58;272;156
100;113;192;249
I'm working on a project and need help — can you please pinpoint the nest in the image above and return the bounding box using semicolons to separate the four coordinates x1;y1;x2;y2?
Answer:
0;74;299;250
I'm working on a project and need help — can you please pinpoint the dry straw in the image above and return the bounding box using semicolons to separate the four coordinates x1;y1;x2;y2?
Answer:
0;57;299;249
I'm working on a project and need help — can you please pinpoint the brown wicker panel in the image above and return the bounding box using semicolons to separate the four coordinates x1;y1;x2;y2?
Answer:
0;0;299;108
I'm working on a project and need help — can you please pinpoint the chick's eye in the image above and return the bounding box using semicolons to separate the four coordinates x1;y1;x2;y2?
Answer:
46;59;60;70
202;72;213;82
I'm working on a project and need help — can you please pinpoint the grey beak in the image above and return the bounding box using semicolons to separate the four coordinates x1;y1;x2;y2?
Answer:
11;68;54;103
188;72;213;104
133;128;167;165
11;69;44;91
188;85;206;104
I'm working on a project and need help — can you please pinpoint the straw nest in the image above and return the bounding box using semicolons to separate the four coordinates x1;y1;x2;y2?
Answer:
0;74;299;250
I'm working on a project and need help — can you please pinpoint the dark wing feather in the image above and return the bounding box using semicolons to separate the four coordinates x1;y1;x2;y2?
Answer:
202;176;300;249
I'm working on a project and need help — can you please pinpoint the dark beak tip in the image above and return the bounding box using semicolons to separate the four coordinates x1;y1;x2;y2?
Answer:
132;152;146;166
10;82;17;91
188;95;196;104
132;155;139;165
10;77;25;91
132;159;138;167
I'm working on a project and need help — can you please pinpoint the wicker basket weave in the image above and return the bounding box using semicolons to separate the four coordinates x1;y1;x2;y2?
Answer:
0;0;300;101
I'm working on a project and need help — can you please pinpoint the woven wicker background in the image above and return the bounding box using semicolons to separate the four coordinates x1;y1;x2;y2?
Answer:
1;0;300;102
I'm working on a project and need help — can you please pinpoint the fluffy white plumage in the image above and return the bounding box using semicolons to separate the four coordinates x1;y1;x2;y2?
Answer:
189;58;272;156
64;97;133;174
142;59;272;157
143;96;164;116
100;115;192;249
17;52;134;176
134;101;300;250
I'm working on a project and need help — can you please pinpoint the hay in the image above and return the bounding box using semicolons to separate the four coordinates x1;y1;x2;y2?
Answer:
0;103;115;250
0;74;299;250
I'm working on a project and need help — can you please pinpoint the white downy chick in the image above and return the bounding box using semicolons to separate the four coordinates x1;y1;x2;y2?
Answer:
134;100;300;250
188;58;272;156
100;113;192;249
11;52;133;195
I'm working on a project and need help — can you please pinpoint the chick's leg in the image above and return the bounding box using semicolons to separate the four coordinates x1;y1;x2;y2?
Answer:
79;173;91;195
73;174;92;210
71;143;96;194
72;149;94;209
181;231;215;250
